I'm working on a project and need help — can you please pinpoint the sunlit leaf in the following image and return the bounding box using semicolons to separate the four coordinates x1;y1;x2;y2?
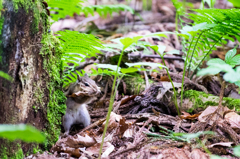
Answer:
96;64;121;73
0;124;45;143
234;145;240;157
120;68;138;74
0;71;13;81
225;47;237;64
125;62;166;68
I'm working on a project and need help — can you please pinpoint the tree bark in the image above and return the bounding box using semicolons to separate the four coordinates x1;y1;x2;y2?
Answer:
0;0;66;157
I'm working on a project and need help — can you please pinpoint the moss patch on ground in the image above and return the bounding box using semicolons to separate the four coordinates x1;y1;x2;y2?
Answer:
124;73;154;95
183;89;240;113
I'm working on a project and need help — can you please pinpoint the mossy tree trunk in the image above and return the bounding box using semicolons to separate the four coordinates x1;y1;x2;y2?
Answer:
0;0;66;157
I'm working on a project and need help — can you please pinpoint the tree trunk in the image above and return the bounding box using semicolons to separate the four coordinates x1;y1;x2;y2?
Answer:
0;0;66;157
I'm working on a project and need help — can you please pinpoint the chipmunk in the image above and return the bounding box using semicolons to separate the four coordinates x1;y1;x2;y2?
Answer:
63;74;101;135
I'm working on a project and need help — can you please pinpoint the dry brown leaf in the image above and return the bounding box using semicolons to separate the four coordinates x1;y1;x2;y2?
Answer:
85;142;114;157
208;142;234;148
190;149;209;159
62;147;82;158
102;112;122;132
65;134;97;148
198;106;229;125
224;112;240;129
123;129;134;138
120;95;137;105
180;111;200;120
118;117;129;137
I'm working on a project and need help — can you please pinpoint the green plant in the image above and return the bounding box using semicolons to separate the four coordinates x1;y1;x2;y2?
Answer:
0;71;13;81
81;4;134;18
178;8;240;107
56;30;103;87
46;0;84;21
228;0;240;7
46;0;134;21
0;124;45;143
200;0;216;9
145;44;180;115
171;0;193;31
197;47;240;92
98;33;170;158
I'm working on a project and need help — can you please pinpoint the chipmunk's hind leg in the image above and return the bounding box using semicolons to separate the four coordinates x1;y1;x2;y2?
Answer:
79;104;91;128
63;113;73;135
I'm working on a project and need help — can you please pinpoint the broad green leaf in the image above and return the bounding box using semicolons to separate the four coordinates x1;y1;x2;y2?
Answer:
234;145;240;157
197;66;222;76
146;45;166;55
228;0;240;7
96;64;121;73
210;155;228;159
120;36;143;50
121;68;138;74
207;58;226;66
225;48;237;64
224;72;240;83
0;124;45;143
228;54;240;67
0;71;13;81
125;62;166;68
236;66;240;73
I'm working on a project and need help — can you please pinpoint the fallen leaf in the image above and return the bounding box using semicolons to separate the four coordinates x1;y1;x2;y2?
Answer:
66;134;97;148
208;142;234;148
102;112;122;132
180;111;200;120
224;112;240;129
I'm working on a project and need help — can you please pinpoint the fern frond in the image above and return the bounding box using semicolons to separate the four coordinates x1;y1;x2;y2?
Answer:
57;30;104;86
189;9;240;41
181;9;240;73
82;4;134;17
57;30;103;65
47;0;134;21
46;0;84;21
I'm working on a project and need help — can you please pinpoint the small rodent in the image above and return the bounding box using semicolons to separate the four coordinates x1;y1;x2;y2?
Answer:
63;74;101;135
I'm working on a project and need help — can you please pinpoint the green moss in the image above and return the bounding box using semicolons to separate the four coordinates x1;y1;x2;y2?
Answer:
11;0;49;34
0;146;8;159
40;33;66;149
184;90;240;113
33;146;42;154
0;143;24;159
14;144;24;159
124;73;154;94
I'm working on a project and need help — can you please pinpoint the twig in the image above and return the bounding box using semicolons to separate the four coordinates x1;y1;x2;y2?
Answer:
143;69;150;91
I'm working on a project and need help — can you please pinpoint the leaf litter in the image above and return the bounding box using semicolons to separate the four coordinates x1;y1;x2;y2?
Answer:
27;0;240;158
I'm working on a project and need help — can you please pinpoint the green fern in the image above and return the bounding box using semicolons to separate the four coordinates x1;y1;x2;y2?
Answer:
56;30;103;86
181;9;240;78
46;0;134;21
46;0;84;21
82;4;134;18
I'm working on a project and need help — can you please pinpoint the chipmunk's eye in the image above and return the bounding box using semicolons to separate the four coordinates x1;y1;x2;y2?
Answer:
84;82;89;87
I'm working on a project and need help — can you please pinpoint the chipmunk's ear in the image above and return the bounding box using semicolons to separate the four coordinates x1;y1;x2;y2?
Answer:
77;74;82;82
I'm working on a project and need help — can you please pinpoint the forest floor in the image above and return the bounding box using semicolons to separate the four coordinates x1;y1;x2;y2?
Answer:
27;0;240;158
